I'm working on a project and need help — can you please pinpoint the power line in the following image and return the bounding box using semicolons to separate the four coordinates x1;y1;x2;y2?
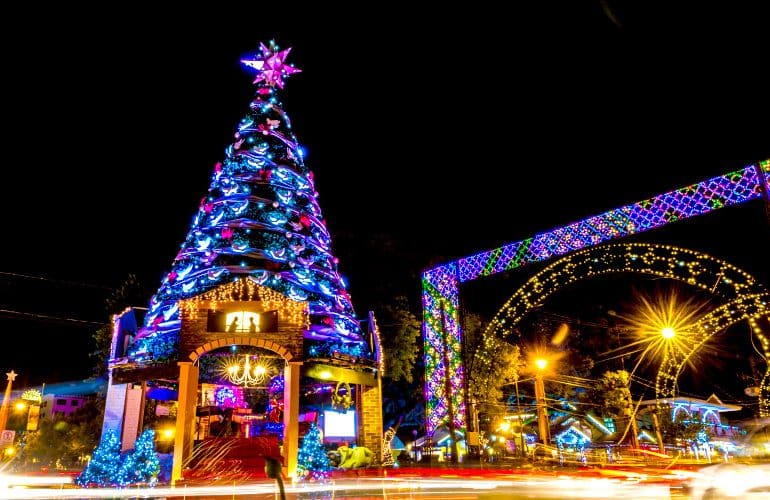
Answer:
0;308;107;327
0;271;114;290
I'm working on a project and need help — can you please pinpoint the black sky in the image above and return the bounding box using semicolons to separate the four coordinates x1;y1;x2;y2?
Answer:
1;3;769;396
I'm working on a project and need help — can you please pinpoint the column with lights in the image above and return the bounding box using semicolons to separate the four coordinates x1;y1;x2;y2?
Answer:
0;371;17;433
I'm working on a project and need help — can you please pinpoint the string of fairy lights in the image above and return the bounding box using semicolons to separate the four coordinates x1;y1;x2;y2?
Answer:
423;159;770;435
180;277;309;328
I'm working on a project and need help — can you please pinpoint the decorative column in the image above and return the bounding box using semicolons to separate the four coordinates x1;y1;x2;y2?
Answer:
172;361;199;484
0;370;17;431
283;361;301;478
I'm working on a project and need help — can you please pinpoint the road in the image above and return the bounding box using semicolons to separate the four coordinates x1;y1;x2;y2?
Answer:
1;474;680;499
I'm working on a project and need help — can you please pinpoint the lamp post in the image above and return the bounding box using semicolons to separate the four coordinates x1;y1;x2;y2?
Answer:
513;376;527;457
534;359;549;447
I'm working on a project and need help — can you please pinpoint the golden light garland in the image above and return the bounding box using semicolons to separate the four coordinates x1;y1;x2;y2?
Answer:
478;242;769;416
21;389;42;404
180;277;309;328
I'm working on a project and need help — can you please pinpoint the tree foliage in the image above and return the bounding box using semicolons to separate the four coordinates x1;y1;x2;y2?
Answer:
588;370;633;418
464;312;521;412
376;295;421;383
19;398;103;470
657;404;714;446
90;273;152;377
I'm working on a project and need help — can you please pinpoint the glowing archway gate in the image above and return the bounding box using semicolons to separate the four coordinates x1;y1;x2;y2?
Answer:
488;242;766;340
422;159;770;435
482;242;770;413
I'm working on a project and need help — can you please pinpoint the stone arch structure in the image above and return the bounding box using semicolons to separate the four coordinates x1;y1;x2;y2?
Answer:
482;242;769;411
422;159;770;436
188;337;297;363
106;279;384;484
172;336;303;483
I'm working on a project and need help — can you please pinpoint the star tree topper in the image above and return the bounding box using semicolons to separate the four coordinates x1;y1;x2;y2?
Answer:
241;41;301;89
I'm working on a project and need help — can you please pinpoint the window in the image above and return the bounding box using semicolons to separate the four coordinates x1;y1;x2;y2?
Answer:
71;400;79;406
56;399;66;406
207;309;278;333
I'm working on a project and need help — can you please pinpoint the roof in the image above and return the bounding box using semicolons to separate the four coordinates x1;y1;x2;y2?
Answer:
639;395;742;413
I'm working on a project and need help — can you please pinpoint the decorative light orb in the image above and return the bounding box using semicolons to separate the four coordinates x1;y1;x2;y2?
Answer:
319;370;332;380
535;358;548;370
661;327;676;339
14;402;26;411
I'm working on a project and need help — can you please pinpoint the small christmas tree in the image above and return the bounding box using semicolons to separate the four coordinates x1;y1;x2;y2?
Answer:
120;429;161;486
295;423;331;481
76;429;123;487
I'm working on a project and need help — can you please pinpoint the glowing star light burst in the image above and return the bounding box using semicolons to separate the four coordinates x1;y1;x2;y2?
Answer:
620;289;711;376
241;41;301;89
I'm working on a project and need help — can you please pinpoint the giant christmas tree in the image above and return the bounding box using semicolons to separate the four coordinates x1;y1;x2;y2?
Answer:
126;41;368;364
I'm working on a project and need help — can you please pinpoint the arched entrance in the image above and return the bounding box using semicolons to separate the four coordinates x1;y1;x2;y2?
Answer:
170;337;300;483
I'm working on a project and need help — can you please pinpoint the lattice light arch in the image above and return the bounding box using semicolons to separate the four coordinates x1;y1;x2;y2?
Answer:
483;242;769;414
422;159;770;435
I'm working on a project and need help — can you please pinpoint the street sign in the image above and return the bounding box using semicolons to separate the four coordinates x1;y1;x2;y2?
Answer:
0;429;15;447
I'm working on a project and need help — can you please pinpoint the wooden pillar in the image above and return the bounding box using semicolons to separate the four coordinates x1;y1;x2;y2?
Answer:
172;361;199;485
283;361;301;479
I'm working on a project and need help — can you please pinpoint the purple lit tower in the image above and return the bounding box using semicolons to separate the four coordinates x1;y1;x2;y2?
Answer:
125;41;370;365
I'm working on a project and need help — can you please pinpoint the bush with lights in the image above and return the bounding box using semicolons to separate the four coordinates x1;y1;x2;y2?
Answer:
295;422;331;481
77;429;162;487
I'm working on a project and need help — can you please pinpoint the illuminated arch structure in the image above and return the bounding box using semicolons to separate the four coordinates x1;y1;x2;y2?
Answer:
484;242;770;412
422;159;770;436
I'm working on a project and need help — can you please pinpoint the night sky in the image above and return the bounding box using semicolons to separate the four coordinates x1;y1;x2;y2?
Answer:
2;3;768;409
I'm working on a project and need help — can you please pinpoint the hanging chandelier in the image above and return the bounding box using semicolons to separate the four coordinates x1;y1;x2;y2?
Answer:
224;355;270;387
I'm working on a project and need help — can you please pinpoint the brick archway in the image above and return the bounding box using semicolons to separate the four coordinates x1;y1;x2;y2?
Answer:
173;337;302;481
188;336;296;363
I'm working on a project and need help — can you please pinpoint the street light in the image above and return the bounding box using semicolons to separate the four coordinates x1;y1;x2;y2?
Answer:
534;358;550;447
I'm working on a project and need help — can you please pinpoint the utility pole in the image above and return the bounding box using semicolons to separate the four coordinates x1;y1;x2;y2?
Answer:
513;376;527;456
627;392;640;451
652;412;665;454
534;360;550;446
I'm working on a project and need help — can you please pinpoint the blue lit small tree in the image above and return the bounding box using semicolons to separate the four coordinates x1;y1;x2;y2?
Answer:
120;429;161;486
296;423;331;481
76;429;124;487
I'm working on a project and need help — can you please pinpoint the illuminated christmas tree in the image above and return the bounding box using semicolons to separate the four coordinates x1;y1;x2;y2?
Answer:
296;422;331;481
119;429;160;486
76;429;124;487
127;40;369;364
